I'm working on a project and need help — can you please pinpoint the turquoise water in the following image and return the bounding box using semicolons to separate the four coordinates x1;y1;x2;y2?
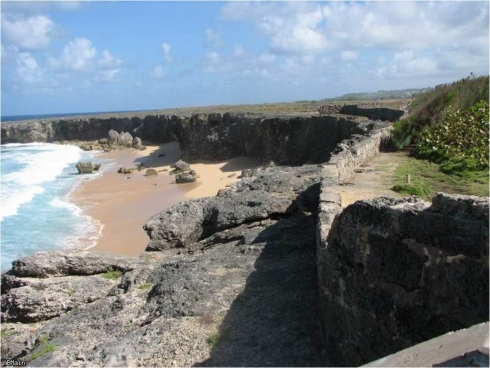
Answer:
1;143;111;271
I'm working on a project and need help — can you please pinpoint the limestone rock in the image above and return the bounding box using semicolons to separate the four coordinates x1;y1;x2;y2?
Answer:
1;275;115;323
118;132;133;147
171;160;191;172
144;168;158;176
11;250;141;278
108;129;119;143
75;162;98;174
144;165;322;251
118;167;136;174
132;137;142;149
318;194;489;366
175;171;197;183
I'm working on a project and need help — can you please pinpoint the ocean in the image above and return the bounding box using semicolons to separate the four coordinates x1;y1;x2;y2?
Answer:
0;143;112;271
1;110;146;123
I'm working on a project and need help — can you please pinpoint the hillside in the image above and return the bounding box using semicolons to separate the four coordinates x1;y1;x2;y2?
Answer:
390;75;489;198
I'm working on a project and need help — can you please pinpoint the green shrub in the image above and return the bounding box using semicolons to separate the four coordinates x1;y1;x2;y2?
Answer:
415;101;489;170
391;117;418;150
101;269;123;280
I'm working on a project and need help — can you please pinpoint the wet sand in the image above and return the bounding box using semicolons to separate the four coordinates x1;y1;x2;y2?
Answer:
70;142;260;257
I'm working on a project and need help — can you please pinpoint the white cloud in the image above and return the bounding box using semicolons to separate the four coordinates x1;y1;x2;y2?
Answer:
340;51;358;61
151;65;165;79
218;1;488;89
258;53;276;65
96;69;122;83
321;2;489;52
1;45;19;65
98;50;123;69
15;52;45;85
48;37;96;72
221;2;331;55
1;15;56;50
205;29;223;48
161;42;172;62
377;51;440;80
233;44;246;58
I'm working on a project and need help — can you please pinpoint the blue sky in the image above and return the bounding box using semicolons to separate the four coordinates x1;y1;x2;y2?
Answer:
1;1;489;116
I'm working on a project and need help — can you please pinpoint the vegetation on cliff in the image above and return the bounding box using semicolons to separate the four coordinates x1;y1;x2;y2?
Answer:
391;75;489;198
391;75;489;150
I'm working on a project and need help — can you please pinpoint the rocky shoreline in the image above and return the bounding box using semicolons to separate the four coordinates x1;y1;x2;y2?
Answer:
1;110;488;366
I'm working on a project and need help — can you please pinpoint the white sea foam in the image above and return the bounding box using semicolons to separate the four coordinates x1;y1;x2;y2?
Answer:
49;197;83;216
1;143;83;221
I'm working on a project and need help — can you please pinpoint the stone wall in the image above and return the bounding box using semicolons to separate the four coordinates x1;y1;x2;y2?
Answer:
339;105;405;122
317;192;489;366
315;123;489;366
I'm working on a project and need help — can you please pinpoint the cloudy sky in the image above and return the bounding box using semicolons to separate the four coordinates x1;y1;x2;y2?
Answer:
1;1;489;116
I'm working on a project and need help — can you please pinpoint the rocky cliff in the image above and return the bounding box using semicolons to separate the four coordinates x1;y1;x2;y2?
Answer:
2;113;366;165
1;111;488;367
317;194;489;366
1;164;329;366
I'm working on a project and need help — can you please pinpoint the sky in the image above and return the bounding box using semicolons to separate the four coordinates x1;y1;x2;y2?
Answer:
1;1;489;116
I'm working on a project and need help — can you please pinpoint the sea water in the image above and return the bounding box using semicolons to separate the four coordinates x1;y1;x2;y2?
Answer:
1;143;111;271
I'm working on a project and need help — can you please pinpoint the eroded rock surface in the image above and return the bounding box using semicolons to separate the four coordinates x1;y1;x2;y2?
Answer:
318;194;489;366
1;165;329;367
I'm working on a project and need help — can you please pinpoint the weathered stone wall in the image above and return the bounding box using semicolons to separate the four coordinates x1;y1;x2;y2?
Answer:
328;126;392;182
317;193;489;366
339;105;405;122
315;123;489;366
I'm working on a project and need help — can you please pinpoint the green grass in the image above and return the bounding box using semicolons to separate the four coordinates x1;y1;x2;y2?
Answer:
38;334;50;345
101;269;123;280
1;330;18;338
206;334;221;347
392;157;489;200
30;343;56;361
138;283;153;291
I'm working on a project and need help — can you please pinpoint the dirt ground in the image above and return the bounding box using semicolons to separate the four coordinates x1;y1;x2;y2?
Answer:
340;150;411;207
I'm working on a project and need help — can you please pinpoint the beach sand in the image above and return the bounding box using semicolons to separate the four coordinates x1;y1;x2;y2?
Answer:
71;142;260;257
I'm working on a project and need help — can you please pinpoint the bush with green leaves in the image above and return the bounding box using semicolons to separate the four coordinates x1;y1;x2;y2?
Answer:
415;101;489;171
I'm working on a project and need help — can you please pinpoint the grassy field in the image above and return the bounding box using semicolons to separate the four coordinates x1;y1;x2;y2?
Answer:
392;155;489;200
20;98;409;122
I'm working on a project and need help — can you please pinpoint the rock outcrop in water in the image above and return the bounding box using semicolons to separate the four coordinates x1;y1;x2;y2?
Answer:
75;162;100;174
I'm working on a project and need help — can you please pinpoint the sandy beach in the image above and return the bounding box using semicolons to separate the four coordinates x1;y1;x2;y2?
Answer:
71;142;260;257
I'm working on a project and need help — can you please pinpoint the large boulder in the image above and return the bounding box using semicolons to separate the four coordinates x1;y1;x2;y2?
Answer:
117;132;133;147
144;168;158;176
171;159;191;172
118;167;136;174
76;162;99;174
11;250;141;278
143;165;323;251
108;129;119;143
132;137;142;149
175;170;197;183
